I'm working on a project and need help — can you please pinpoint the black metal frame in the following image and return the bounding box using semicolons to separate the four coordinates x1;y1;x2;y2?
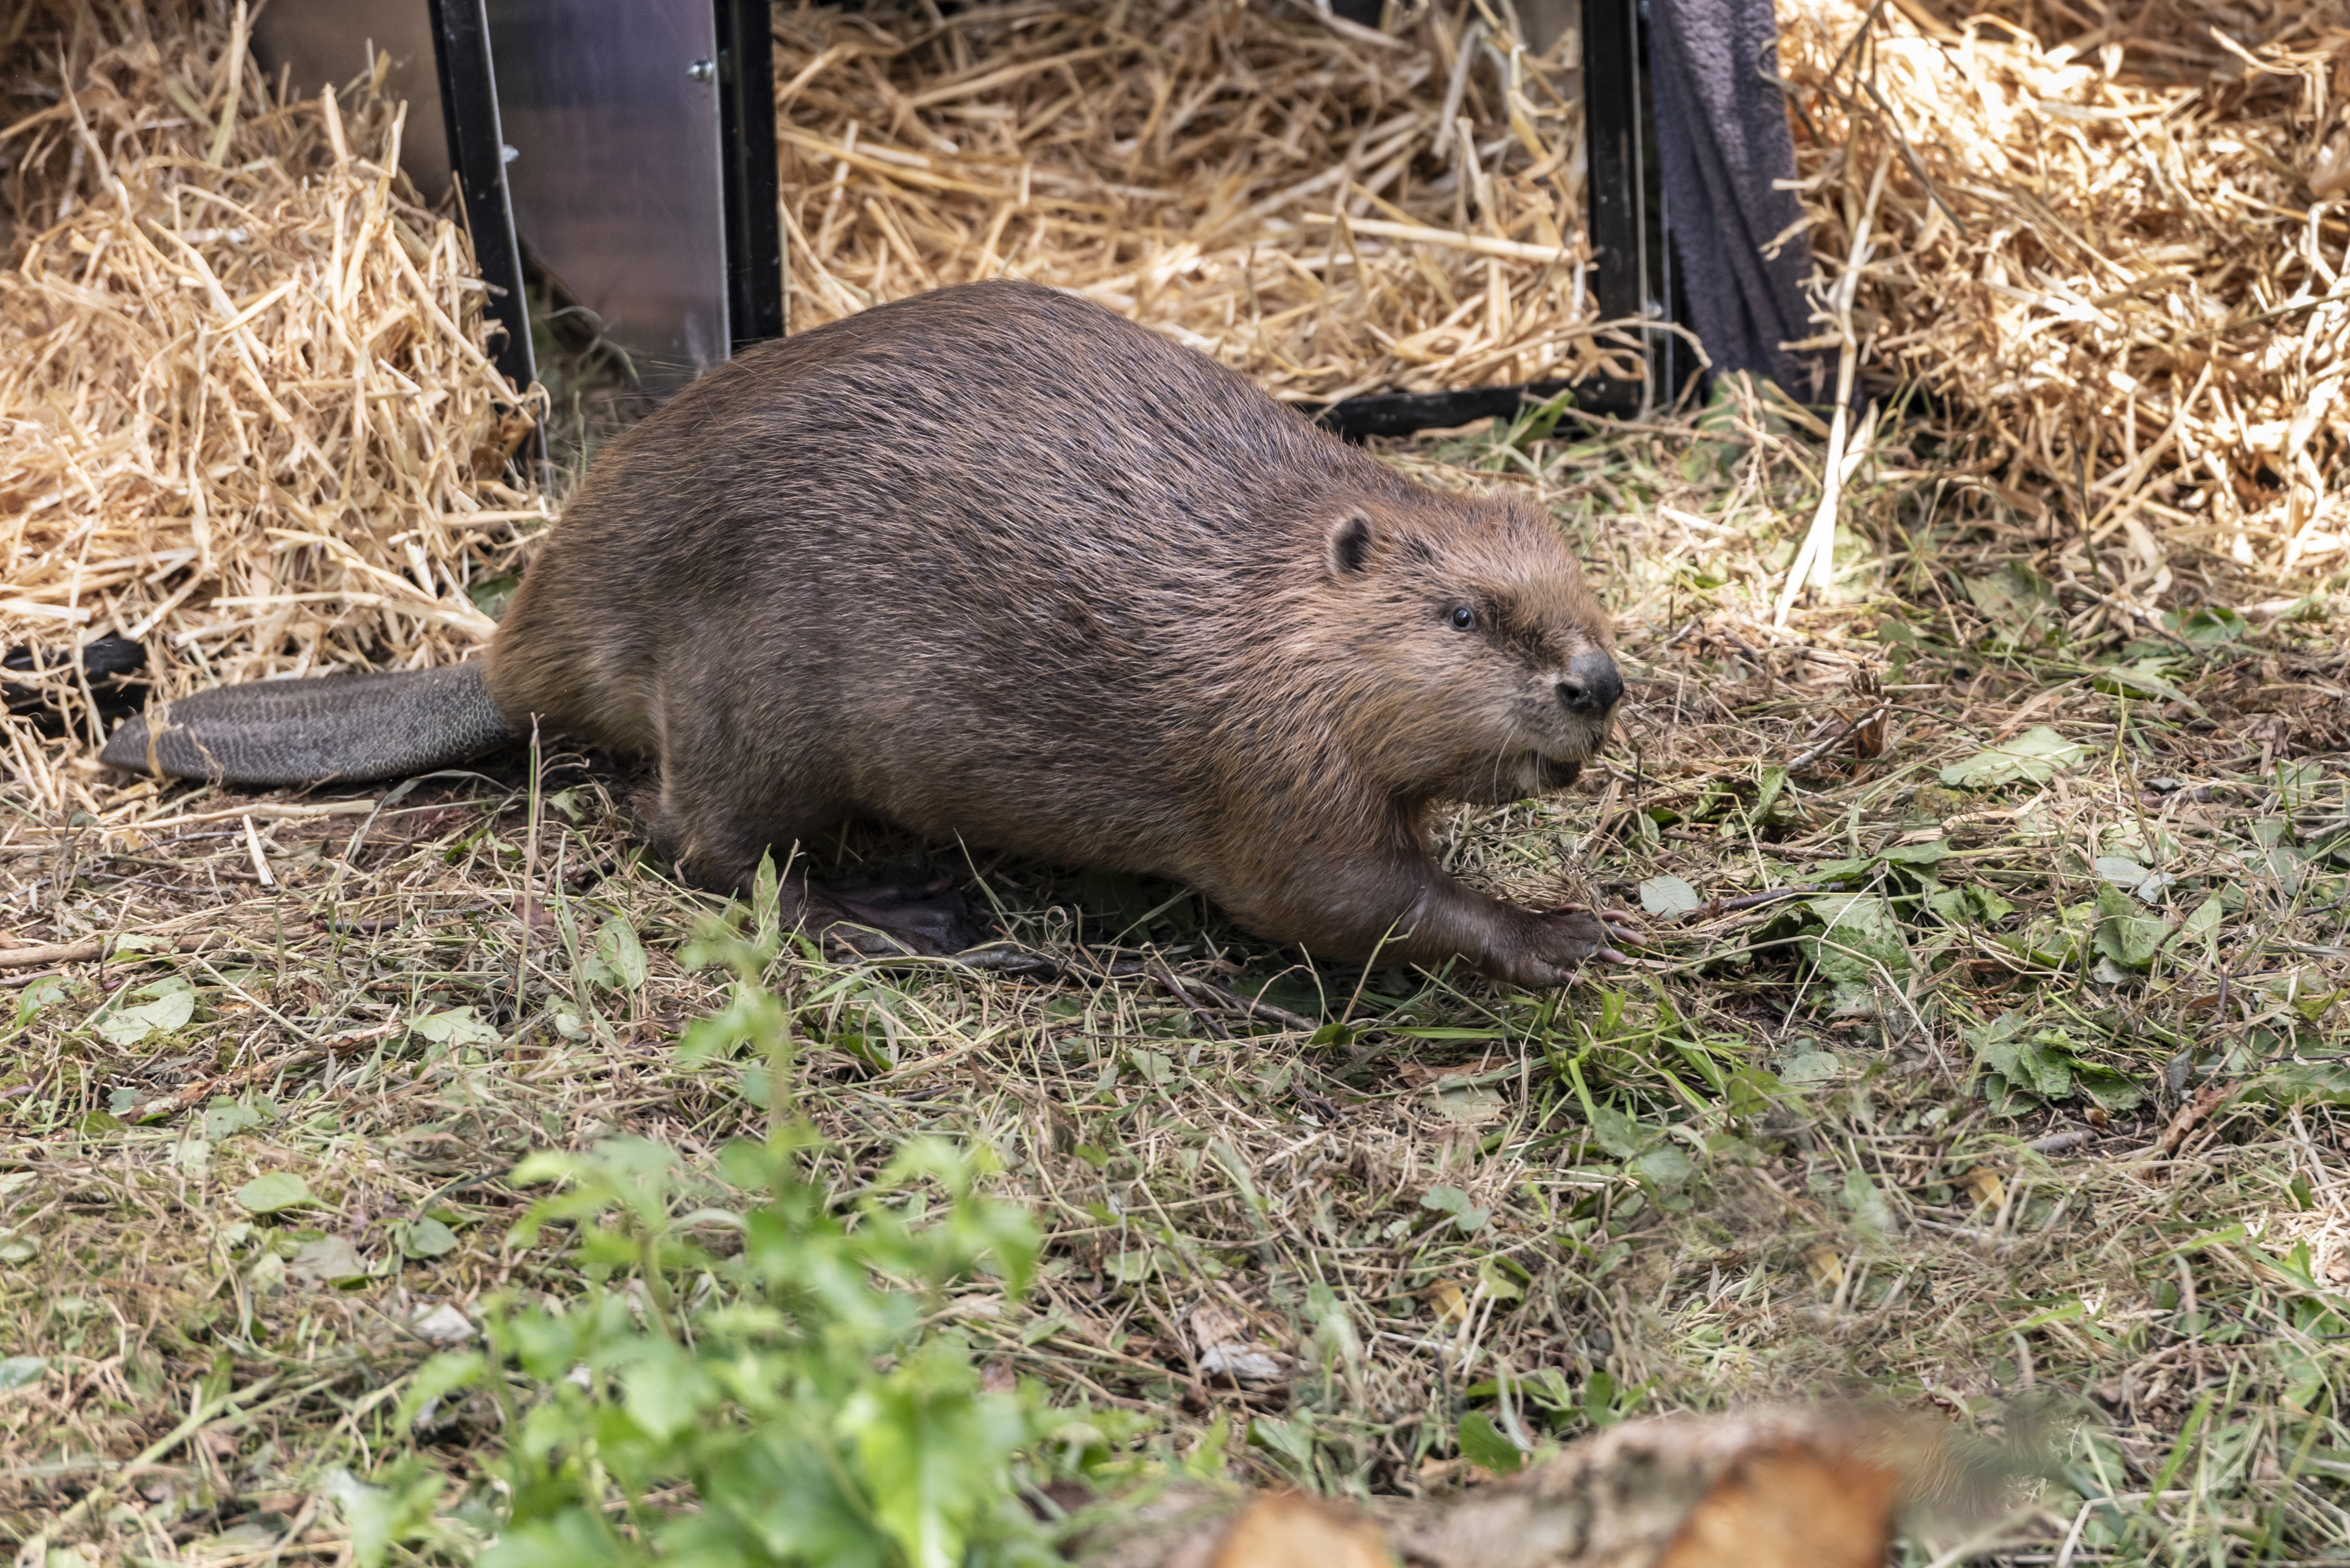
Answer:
1316;0;1680;436
426;0;535;395
1579;0;1668;416
716;0;785;347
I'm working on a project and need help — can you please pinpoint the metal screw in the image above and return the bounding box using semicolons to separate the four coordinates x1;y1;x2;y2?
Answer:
687;58;716;83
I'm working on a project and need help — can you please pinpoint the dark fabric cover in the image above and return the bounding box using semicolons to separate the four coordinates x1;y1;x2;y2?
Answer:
1648;0;1826;399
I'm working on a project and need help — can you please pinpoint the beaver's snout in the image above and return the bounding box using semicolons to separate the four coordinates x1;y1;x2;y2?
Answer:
1556;649;1623;717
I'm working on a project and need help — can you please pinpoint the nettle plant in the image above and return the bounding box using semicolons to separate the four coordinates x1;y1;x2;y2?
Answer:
406;905;1115;1568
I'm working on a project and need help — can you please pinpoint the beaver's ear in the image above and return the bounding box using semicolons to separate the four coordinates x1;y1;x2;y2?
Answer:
1325;510;1374;578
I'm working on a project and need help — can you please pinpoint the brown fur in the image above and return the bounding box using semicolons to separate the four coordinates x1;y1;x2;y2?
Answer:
487;281;1620;984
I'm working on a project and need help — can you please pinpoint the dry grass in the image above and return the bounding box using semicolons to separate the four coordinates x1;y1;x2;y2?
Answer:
0;0;543;719
1777;0;2350;590
5;2;2350;1565
772;0;1633;402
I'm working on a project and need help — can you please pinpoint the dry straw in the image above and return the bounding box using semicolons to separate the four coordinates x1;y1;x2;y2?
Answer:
1776;0;2350;607
0;1;542;715
772;0;1628;403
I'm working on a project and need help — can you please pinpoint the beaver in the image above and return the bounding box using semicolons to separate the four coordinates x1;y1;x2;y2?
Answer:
102;280;1627;985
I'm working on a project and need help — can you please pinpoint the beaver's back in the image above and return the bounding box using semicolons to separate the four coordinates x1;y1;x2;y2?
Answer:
491;282;1399;733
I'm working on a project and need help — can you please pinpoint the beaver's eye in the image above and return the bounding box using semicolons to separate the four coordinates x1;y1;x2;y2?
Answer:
1449;605;1477;632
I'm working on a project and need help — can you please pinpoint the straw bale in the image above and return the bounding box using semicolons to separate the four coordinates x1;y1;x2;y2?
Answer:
1777;0;2350;585
772;0;1625;404
0;1;542;714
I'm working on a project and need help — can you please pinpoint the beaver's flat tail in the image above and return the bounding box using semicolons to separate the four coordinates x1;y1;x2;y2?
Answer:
99;663;518;786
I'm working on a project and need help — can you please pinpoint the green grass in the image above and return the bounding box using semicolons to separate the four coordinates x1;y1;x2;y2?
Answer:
4;390;2348;1564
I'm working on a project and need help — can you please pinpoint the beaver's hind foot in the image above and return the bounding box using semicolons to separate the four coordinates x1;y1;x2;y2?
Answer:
793;873;979;960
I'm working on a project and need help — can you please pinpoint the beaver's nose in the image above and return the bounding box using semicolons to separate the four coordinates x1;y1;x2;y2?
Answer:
1556;649;1623;716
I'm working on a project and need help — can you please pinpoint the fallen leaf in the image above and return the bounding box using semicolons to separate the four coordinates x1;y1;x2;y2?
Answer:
1189;1300;1287;1384
1198;1343;1286;1382
287;1236;366;1284
1190;1301;1248;1347
1939;725;2090;788
93;988;195;1048
1804;1243;1846;1290
1959;1167;2005;1211
1639;874;1703;917
234;1172;313;1214
1423;1279;1469;1323
408;1302;474;1344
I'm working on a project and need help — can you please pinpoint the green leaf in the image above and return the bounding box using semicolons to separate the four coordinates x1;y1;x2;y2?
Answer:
842;1367;1028;1568
2073;1063;2144;1112
2167;892;2225;956
2164;604;2247;643
1586;1102;1652;1159
1421;1184;1490;1232
0;1356;47;1390
1457;1411;1527;1474
1249;1415;1316;1465
1637;874;1701;917
482;1512;624;1568
92;988;194;1048
234;1172;313;1214
2016;1037;2077;1100
1927;884;2014;927
1964;562;2056;625
1939;726;2092;788
1631;1144;1694;1191
2094;885;2169;970
590;916;649;991
397;1350;486;1428
2092;658;2193;707
202;1099;265;1140
623;1340;716;1442
408;1008;501;1047
1842;1168;1894;1237
394;1218;459;1258
1799;893;1910;1013
13;975;68;1031
323;1459;445;1568
288;1237;367;1283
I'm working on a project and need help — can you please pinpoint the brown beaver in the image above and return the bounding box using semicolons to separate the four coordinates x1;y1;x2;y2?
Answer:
103;281;1627;984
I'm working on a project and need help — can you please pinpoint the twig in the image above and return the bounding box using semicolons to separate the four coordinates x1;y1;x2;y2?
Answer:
1683;883;1837;923
29;1371;284;1546
1151;959;1234;1041
1188;974;1322;1033
240;813;275;887
0;930;233;970
2125;1082;2236;1168
1858;76;1970;240
2026;1129;2095;1155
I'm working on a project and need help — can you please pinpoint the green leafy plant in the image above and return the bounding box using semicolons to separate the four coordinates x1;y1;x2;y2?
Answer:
1965;1010;2142;1114
405;912;1100;1568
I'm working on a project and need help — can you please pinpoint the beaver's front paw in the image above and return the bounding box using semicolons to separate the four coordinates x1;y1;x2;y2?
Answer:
1495;906;1636;987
